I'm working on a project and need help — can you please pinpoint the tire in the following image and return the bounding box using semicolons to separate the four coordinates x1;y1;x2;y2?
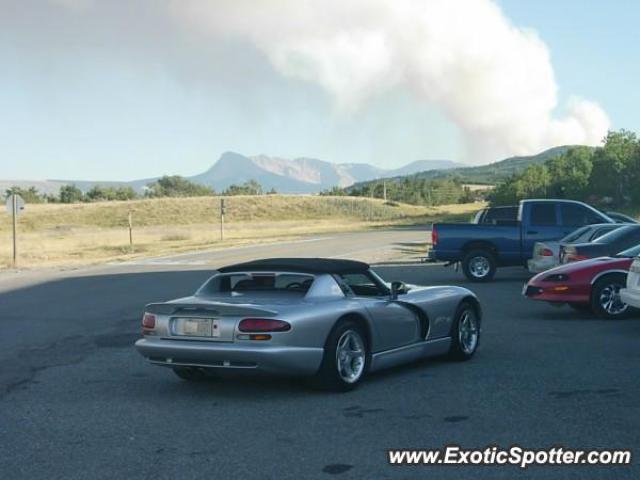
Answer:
461;249;496;282
172;366;208;382
448;302;480;361
314;320;369;392
568;303;592;312
591;274;629;319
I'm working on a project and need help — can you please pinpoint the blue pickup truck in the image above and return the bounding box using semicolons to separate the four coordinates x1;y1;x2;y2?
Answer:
427;199;614;281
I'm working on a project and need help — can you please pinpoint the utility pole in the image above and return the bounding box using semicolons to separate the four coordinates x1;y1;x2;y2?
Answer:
383;181;387;202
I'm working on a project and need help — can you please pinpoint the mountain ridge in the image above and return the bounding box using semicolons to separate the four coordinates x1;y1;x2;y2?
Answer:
0;146;581;196
0;153;463;195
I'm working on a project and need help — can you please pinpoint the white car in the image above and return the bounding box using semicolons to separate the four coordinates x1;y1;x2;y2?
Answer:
527;223;622;274
620;256;640;309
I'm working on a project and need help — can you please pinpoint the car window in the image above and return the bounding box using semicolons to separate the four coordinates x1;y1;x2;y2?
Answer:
594;225;640;244
560;203;602;227
561;225;590;243
530;204;557;226
475;207;518;225
339;273;386;297
484;207;517;223
589;225;620;241
198;272;315;294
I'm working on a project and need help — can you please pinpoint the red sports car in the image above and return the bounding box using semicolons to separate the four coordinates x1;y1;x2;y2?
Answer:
523;244;640;318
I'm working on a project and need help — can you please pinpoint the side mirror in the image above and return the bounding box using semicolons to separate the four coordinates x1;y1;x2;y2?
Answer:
390;281;408;300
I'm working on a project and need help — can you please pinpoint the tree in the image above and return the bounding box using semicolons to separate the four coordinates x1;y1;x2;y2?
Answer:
488;163;551;205
488;129;640;210
86;186;112;202
589;130;638;206
5;186;43;203
86;185;138;202
114;186;137;201
342;175;469;206
546;146;593;199
59;184;84;203
145;176;213;197
223;180;264;196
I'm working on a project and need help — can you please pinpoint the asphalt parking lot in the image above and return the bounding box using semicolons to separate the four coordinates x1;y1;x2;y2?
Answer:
1;232;639;479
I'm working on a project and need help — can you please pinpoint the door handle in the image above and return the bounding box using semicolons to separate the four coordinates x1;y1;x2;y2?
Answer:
527;230;538;235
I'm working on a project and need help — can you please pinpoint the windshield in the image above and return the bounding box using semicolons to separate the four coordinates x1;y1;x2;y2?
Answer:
561;226;590;243
197;272;315;295
593;225;640;244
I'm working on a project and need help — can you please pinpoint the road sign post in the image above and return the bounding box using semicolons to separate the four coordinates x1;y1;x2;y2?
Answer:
128;210;133;249
5;194;25;268
12;194;17;267
220;198;225;241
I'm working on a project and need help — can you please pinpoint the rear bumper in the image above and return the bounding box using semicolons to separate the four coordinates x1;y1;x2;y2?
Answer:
527;258;557;274
620;288;640;309
135;338;324;376
425;250;439;262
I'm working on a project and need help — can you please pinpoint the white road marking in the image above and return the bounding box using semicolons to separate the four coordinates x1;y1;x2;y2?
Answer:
111;236;336;266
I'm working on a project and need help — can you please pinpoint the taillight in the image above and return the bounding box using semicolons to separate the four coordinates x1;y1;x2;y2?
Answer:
566;254;588;263
431;226;438;246
541;248;553;257
238;318;291;332
142;313;156;329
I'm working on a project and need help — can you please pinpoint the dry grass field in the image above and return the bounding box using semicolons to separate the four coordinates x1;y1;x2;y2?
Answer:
0;195;483;269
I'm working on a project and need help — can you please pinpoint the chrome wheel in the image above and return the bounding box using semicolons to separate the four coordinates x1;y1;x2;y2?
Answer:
469;256;490;278
458;309;479;354
599;283;628;316
336;329;365;384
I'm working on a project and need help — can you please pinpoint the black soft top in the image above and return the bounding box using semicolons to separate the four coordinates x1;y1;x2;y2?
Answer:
218;258;370;274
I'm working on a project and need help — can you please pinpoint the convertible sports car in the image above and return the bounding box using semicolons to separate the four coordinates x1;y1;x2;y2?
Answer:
523;244;640;318
135;258;482;390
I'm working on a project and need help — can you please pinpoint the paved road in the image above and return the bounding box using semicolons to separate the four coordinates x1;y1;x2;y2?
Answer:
1;228;639;479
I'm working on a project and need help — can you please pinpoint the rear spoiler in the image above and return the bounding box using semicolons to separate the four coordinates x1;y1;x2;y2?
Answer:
144;302;278;317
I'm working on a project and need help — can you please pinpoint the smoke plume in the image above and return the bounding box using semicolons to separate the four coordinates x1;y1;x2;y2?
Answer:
172;0;609;161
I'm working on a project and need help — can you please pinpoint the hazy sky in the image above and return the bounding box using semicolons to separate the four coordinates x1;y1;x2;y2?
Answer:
1;0;637;181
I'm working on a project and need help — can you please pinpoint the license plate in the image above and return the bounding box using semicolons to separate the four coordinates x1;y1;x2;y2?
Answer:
174;318;220;337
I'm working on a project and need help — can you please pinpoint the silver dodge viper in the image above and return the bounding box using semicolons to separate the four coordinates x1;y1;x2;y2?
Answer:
135;258;482;390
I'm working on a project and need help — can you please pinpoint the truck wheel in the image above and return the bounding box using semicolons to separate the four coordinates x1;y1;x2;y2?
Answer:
462;249;496;282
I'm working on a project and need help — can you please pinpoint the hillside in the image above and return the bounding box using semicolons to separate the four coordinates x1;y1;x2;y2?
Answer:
0;195;480;269
418;145;578;183
348;145;578;191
